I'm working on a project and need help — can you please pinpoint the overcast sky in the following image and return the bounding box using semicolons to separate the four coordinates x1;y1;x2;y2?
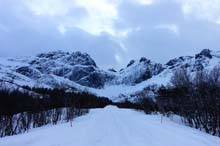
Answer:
0;0;220;69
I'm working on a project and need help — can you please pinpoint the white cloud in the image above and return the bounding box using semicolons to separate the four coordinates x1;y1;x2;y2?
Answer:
115;53;123;64
24;0;73;16
58;24;66;34
73;0;122;36
155;24;179;35
178;0;220;24
182;3;191;15
24;0;123;36
133;0;154;6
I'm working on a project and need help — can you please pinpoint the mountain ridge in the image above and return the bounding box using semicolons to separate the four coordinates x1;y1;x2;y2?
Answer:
0;49;220;101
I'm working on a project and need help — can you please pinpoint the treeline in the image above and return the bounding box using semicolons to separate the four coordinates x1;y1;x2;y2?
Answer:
0;87;112;137
3;66;220;137
0;86;156;116
0;86;155;137
0;107;88;137
0;87;112;116
113;99;156;112
157;67;220;136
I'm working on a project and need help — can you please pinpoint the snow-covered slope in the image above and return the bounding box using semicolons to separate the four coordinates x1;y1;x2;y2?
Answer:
0;106;219;146
0;51;114;89
88;49;220;101
0;49;220;101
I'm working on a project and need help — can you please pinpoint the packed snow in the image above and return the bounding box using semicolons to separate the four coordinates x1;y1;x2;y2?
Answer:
0;106;219;146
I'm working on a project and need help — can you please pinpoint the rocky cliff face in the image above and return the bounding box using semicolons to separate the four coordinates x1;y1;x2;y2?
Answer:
0;49;220;100
165;49;220;72
0;50;165;89
0;51;116;89
113;57;164;85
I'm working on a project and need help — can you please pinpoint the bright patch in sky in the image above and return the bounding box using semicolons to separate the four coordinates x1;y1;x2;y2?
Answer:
179;0;220;24
155;24;179;35
58;24;66;34
25;0;120;35
73;0;119;35
134;0;154;5
24;0;72;16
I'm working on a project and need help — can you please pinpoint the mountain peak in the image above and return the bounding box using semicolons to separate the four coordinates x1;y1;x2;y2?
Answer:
127;60;135;67
195;49;212;59
139;57;151;63
1;49;220;101
36;51;97;67
37;51;69;59
67;51;97;67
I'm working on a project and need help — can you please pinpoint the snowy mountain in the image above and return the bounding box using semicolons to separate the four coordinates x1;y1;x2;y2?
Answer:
0;49;220;101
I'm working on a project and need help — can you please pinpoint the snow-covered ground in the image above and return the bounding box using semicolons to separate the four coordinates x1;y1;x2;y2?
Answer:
90;70;172;101
0;106;219;146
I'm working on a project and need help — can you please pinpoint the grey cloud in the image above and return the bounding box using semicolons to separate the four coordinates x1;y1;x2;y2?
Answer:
0;0;121;69
0;0;220;69
115;0;220;64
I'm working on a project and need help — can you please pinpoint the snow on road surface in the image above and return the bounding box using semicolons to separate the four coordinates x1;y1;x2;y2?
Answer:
0;106;220;146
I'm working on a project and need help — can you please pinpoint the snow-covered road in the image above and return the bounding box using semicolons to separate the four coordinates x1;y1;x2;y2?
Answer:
0;106;220;146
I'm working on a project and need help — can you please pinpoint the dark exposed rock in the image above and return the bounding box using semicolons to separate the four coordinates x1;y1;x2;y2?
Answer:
153;64;164;74
16;66;41;79
78;72;105;88
127;60;135;67
108;68;117;72
64;51;97;67
193;63;204;71
68;66;96;81
53;67;72;77
140;57;147;62
134;70;152;84
37;51;68;59
76;71;115;88
166;56;193;66
139;57;151;64
195;49;212;59
166;58;179;66
183;63;190;68
119;59;164;85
